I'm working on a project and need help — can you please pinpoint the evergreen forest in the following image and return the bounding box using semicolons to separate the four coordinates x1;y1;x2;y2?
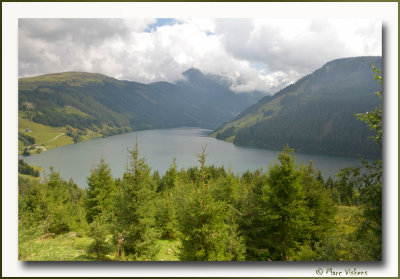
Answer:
212;56;382;158
18;65;382;261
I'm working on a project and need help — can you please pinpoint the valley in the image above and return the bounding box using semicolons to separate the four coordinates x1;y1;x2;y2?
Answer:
18;69;264;155
13;14;385;264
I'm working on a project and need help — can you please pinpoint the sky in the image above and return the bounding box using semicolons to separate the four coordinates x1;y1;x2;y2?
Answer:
19;18;382;94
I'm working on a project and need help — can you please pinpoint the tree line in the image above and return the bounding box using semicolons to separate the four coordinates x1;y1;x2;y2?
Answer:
18;141;381;261
18;66;382;261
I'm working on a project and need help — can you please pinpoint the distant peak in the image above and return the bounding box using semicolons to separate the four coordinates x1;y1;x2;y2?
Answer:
182;68;203;77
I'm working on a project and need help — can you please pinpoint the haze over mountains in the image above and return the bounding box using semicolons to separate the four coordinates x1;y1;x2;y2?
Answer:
19;56;382;158
212;56;382;158
19;68;264;136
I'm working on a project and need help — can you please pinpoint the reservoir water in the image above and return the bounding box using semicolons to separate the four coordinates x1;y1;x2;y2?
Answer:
21;128;362;188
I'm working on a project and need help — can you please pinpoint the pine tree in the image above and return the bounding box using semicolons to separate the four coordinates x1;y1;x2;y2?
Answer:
156;159;179;239
87;213;112;260
298;162;335;246
264;146;312;260
85;159;116;223
235;169;270;260
177;146;245;261
115;142;159;260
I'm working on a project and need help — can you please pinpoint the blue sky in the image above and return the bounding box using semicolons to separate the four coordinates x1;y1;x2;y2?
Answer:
145;18;176;32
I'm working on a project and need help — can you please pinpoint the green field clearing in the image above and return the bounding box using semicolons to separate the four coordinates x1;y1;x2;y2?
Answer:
18;113;102;154
18;229;181;262
19;232;94;261
19;114;72;148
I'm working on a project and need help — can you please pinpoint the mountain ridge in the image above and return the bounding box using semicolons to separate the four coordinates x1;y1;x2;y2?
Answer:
19;68;264;136
211;56;382;158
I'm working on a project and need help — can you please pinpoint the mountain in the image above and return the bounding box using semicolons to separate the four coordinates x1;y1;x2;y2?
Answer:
211;56;382;158
18;69;264;136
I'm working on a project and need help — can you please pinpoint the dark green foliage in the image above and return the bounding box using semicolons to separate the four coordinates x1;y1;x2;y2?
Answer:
355;68;382;259
18;169;87;235
115;143;159;260
157;158;178;193
214;56;383;158
318;65;382;261
263;146;312;260
235;170;270;260
235;147;335;261
85;159;116;223
356;64;382;147
334;168;360;206
215;126;235;140
66;126;83;143
351;159;382;260
299;162;336;245
155;160;179;239
18;159;40;177
22;148;30;156
263;109;273;117
155;189;179;240
176;147;246;261
19;132;35;145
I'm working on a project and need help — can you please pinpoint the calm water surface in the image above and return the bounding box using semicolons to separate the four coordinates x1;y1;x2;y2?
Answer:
21;128;362;188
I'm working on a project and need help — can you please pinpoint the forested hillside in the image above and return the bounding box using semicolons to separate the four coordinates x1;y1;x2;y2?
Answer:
19;69;263;139
212;56;382;158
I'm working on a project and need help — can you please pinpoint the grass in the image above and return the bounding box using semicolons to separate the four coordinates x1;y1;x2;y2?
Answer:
19;230;94;261
154;239;180;261
18;72;120;91
18;226;182;262
335;205;361;235
18;113;102;154
18;113;73;153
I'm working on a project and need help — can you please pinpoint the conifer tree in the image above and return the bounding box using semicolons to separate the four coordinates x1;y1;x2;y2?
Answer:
87;213;112;260
115;142;159;259
85;159;116;223
298;162;335;245
264;146;311;260
235;169;270;260
156;159;179;239
177;146;245;260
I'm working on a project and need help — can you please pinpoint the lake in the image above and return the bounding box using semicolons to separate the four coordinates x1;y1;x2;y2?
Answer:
21;127;362;188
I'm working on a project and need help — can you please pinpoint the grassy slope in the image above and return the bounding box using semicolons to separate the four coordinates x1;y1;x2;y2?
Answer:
19;71;117;89
18;113;102;154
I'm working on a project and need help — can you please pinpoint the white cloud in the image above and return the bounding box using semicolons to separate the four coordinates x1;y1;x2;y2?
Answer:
18;18;381;94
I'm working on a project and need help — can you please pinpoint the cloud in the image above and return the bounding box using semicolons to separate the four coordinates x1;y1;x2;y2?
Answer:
216;18;381;74
18;18;381;94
